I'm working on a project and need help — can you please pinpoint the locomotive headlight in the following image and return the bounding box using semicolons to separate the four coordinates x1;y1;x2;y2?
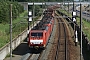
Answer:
30;42;32;44
40;42;43;44
30;42;33;44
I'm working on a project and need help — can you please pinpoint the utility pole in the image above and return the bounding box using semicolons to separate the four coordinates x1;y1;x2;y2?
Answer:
33;2;35;27
68;1;69;16
72;0;75;31
62;0;65;14
27;4;32;42
73;0;74;11
80;3;83;60
45;2;47;10
10;4;12;60
72;0;78;46
42;3;44;16
27;5;30;42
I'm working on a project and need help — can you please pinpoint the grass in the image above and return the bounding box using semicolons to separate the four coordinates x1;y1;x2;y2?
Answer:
6;54;15;58
0;11;41;48
0;24;9;48
58;8;72;17
76;17;90;39
59;8;90;40
0;11;28;48
81;19;90;39
59;7;90;60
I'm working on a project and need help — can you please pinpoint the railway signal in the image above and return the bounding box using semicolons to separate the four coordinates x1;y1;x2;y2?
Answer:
72;12;78;46
27;3;32;42
28;11;32;21
75;29;78;46
72;7;78;46
27;11;32;42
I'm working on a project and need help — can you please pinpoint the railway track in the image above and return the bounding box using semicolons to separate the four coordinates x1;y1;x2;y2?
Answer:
4;8;80;60
20;11;80;60
20;48;43;60
48;12;71;60
27;53;41;60
55;13;70;60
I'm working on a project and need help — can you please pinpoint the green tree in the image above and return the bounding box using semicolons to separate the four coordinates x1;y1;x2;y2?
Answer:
35;5;41;16
0;1;24;23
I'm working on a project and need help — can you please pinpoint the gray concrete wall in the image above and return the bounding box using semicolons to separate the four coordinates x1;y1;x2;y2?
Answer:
0;29;27;60
0;16;42;60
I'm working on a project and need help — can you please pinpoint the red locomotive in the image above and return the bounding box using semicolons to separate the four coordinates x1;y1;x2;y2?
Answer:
28;7;55;49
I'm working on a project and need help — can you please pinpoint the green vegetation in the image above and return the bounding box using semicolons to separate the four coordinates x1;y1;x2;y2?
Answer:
28;5;42;16
0;11;41;48
59;8;90;40
10;0;88;2
0;11;27;48
0;1;24;48
0;0;43;48
80;19;90;39
76;17;90;40
6;54;14;58
12;0;89;2
14;0;63;2
0;1;24;23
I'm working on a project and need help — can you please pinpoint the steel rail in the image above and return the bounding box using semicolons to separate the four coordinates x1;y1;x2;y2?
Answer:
60;17;68;60
26;51;43;60
54;15;61;60
54;13;68;60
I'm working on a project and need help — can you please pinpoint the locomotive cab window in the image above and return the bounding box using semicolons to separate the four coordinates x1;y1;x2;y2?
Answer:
31;32;43;37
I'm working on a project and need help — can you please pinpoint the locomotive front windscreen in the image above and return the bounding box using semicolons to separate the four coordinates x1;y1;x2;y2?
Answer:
31;32;43;37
